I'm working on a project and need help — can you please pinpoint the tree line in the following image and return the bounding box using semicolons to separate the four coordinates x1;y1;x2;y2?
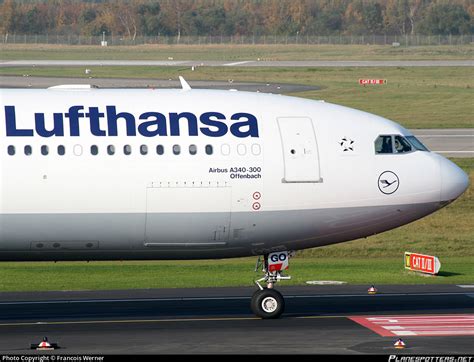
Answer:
1;0;472;40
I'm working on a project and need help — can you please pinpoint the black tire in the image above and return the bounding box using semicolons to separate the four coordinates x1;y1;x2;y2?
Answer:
250;288;285;319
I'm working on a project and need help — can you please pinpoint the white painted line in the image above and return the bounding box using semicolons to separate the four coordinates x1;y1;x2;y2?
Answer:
417;135;474;137
402;326;474;330
223;61;254;66
458;285;474;288
377;318;474;322
411;331;474;335
394;331;417;336
395;320;474;324
352;314;474;337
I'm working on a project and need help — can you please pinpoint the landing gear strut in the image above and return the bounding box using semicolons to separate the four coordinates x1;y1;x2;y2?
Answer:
251;251;292;319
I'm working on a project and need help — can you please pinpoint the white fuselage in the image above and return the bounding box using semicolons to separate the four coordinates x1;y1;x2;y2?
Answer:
0;88;468;260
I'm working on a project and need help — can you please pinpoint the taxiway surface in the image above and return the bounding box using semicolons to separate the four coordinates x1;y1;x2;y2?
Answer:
0;285;473;354
1;60;473;67
0;75;319;93
412;129;474;158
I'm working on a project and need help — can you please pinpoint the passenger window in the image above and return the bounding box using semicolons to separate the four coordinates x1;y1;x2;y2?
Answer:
156;145;164;155
25;145;32;156
205;145;213;155
91;145;99;155
251;144;261;156
7;145;15;156
173;144;181;155
237;144;247;156
107;145;115;155
189;144;197;155
375;135;393;154
221;144;230;156
140;145;148;155
124;145;132;155
394;136;412;153
58;145;65;156
73;144;83;156
41;145;49;156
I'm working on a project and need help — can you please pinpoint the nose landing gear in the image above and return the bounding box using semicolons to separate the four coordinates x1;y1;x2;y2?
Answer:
251;251;292;319
251;288;285;319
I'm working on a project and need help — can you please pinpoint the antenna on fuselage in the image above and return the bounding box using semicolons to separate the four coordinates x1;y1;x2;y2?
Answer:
179;76;192;91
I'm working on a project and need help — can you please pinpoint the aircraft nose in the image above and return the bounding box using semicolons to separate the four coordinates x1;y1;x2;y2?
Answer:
440;158;469;202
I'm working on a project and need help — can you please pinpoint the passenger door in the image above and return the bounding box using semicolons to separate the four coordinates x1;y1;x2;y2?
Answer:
277;117;322;182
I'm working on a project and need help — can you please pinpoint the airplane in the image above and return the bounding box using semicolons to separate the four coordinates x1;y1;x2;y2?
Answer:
0;78;469;319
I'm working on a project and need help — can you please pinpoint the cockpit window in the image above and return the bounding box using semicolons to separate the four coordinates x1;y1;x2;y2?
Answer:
394;135;412;153
375;135;393;154
375;134;422;154
406;136;429;151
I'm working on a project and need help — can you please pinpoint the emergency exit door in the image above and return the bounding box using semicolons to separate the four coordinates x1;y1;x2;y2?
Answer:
277;117;321;182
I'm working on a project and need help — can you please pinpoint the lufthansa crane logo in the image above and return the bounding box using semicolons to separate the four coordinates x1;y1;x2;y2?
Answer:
378;171;399;195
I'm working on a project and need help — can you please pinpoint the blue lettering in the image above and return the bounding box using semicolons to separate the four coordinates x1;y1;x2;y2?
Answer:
86;107;106;137
169;112;198;136
230;113;259;138
4;106;260;138
199;112;227;137
35;112;64;137
65;106;84;137
5;106;34;137
106;106;136;136
138;112;167;137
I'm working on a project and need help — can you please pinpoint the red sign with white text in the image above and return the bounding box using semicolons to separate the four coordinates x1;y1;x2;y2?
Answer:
359;79;387;85
404;252;441;275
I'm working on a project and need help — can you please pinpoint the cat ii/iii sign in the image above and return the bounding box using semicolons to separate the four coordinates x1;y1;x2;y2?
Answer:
405;252;441;275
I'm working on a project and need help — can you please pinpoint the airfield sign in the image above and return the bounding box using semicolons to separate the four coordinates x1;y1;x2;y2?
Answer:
404;252;441;275
359;79;387;85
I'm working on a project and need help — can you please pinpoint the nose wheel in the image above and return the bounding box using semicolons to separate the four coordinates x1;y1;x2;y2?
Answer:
251;251;292;319
251;288;285;319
